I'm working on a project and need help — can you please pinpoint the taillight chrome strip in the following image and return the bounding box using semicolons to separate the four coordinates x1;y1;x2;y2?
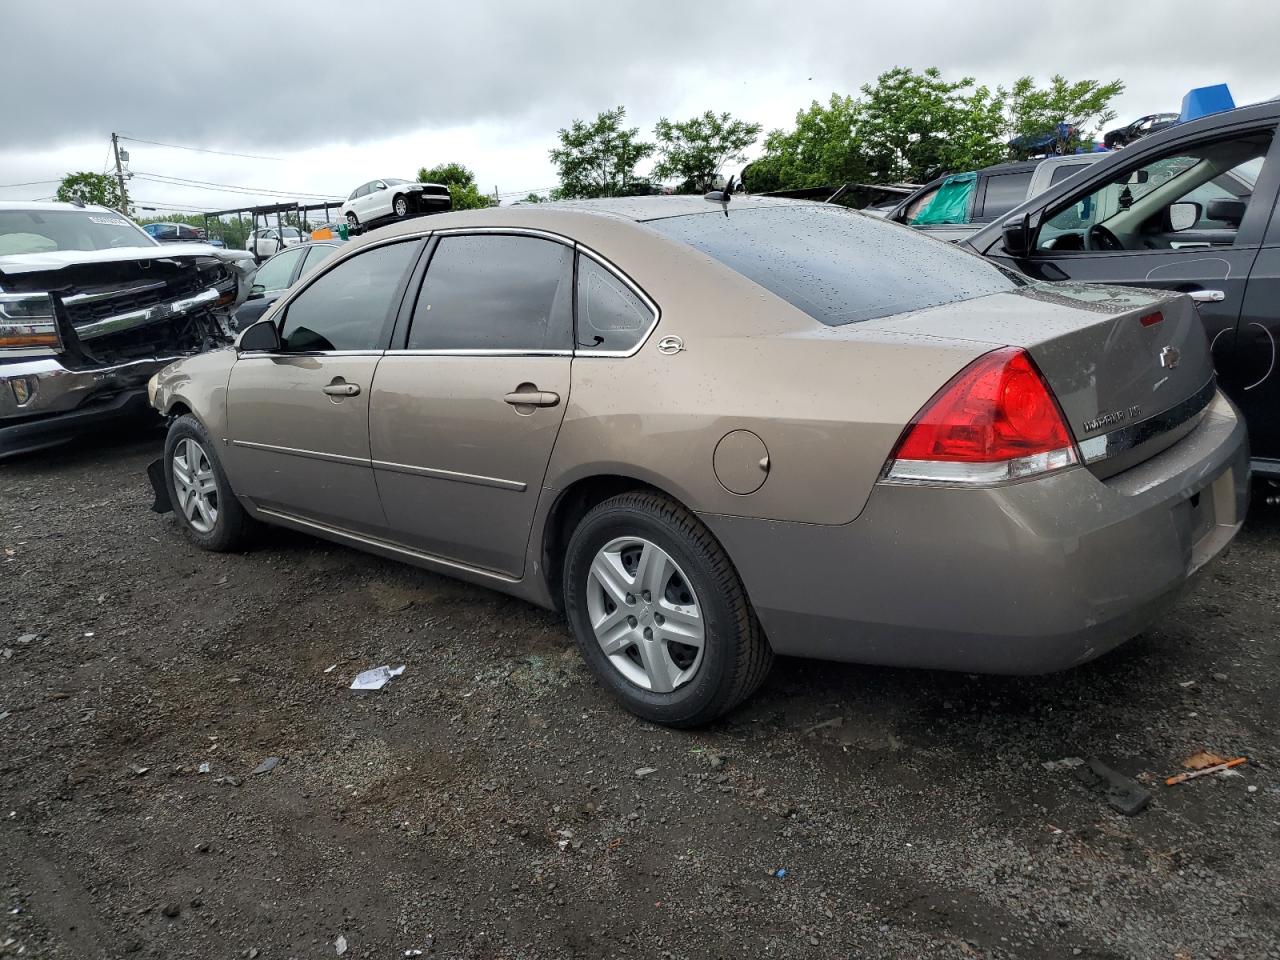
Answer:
1076;377;1216;465
884;446;1079;485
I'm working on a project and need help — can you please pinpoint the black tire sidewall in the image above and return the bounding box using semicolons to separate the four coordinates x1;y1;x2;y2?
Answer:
394;196;407;217
564;502;739;725
163;415;241;551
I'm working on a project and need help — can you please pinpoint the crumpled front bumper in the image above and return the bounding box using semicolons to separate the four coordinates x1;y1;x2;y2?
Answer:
0;354;181;457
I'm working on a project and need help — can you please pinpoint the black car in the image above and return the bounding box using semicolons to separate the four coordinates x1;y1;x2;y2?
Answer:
1103;113;1180;150
962;100;1280;473
233;239;343;330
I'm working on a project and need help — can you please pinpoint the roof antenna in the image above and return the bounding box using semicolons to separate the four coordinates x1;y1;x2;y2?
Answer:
704;175;735;215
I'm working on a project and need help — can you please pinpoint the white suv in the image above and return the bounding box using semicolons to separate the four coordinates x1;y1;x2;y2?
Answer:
339;179;450;228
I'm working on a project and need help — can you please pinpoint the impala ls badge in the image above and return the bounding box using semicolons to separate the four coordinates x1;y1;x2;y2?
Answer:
1159;346;1181;369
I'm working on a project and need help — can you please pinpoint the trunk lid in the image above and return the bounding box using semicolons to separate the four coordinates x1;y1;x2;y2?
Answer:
862;282;1215;478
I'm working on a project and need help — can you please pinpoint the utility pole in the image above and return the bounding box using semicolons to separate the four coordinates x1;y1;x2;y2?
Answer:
111;132;129;213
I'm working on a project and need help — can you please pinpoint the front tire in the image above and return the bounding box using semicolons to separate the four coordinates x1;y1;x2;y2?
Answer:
164;414;256;552
393;195;408;218
563;491;772;727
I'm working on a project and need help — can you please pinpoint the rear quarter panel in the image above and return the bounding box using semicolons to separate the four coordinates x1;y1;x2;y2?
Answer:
537;223;990;525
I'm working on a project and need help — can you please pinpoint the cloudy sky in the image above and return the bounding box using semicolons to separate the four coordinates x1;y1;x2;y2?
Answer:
4;0;1277;214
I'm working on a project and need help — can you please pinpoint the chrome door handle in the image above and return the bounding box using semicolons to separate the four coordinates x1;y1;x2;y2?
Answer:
504;390;560;408
1188;289;1225;303
323;382;361;397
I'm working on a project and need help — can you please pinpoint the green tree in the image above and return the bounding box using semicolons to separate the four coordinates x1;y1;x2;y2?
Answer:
519;192;548;204
549;106;655;199
1003;75;1125;157
55;172;124;210
744;94;866;192
417;162;494;210
652;111;762;193
856;67;1006;182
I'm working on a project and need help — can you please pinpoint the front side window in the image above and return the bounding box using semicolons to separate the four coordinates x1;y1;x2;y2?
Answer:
253;247;305;293
576;255;654;352
279;241;417;352
1036;130;1273;252
900;186;939;223
406;234;573;350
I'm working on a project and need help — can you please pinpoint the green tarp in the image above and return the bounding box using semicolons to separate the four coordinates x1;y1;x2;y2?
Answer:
912;172;977;225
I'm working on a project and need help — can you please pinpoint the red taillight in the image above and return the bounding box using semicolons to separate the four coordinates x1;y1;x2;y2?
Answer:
885;347;1078;484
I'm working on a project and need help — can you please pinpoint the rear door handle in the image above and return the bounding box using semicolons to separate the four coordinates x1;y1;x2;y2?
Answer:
323;381;361;397
1188;289;1226;303
504;390;560;408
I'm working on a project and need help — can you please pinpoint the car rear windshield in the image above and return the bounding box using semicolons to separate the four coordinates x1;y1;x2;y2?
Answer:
644;204;1023;326
0;209;154;256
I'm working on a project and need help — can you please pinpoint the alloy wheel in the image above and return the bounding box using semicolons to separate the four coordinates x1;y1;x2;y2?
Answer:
585;537;704;693
171;437;219;534
394;196;408;217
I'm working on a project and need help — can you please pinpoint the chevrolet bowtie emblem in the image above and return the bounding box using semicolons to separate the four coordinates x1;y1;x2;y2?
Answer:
1159;346;1181;369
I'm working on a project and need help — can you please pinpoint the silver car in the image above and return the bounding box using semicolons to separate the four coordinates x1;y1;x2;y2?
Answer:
147;197;1248;726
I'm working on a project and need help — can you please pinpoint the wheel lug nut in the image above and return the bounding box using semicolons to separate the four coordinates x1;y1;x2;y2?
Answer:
643;627;653;640
642;590;652;602
627;616;638;628
625;593;636;605
654;614;665;625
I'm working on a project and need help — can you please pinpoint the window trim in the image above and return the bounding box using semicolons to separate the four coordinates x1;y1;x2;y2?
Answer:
382;226;661;359
265;235;425;356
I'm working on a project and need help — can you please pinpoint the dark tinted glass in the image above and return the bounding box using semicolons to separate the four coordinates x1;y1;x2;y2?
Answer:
407;235;573;350
280;241;416;352
980;172;1034;217
645;205;1021;326
1049;164;1091;187
576;255;654;351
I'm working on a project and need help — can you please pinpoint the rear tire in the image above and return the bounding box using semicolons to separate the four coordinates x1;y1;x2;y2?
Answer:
164;414;256;552
346;212;359;228
563;491;772;727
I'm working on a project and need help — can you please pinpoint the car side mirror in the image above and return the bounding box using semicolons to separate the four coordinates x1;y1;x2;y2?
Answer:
247;283;266;301
1001;212;1034;257
238;318;281;353
1168;201;1201;232
375;183;387;191
1206;197;1247;227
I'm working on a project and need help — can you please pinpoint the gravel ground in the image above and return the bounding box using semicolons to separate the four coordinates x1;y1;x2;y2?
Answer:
2;424;1279;960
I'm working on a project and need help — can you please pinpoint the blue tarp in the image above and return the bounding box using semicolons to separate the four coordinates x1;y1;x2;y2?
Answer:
1179;85;1235;123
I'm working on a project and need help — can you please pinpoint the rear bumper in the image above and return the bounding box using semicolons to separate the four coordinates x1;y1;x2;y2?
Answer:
703;390;1249;674
0;355;174;457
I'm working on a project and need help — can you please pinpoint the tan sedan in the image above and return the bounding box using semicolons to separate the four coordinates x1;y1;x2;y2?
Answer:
147;196;1247;726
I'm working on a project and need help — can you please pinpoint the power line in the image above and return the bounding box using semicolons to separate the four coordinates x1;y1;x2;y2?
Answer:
118;135;283;162
133;172;344;202
0;179;62;190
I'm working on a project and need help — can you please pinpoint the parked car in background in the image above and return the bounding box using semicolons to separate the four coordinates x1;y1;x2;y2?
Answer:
340;179;450;228
147;197;1245;726
1104;113;1180;149
886;154;1106;242
246;226;304;260
144;222;207;243
232;240;343;330
0;201;253;457
963;99;1280;473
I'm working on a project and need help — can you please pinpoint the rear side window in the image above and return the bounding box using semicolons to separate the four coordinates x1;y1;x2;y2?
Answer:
407;234;573;350
280;240;417;352
645;205;1022;326
299;242;340;278
979;172;1033;218
576;255;655;352
254;246;304;293
1049;164;1091;187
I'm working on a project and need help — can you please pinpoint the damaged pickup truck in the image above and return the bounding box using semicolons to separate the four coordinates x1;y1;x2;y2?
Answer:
0;201;254;457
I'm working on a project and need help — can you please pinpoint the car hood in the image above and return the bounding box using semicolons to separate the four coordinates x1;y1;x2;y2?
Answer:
0;243;253;276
